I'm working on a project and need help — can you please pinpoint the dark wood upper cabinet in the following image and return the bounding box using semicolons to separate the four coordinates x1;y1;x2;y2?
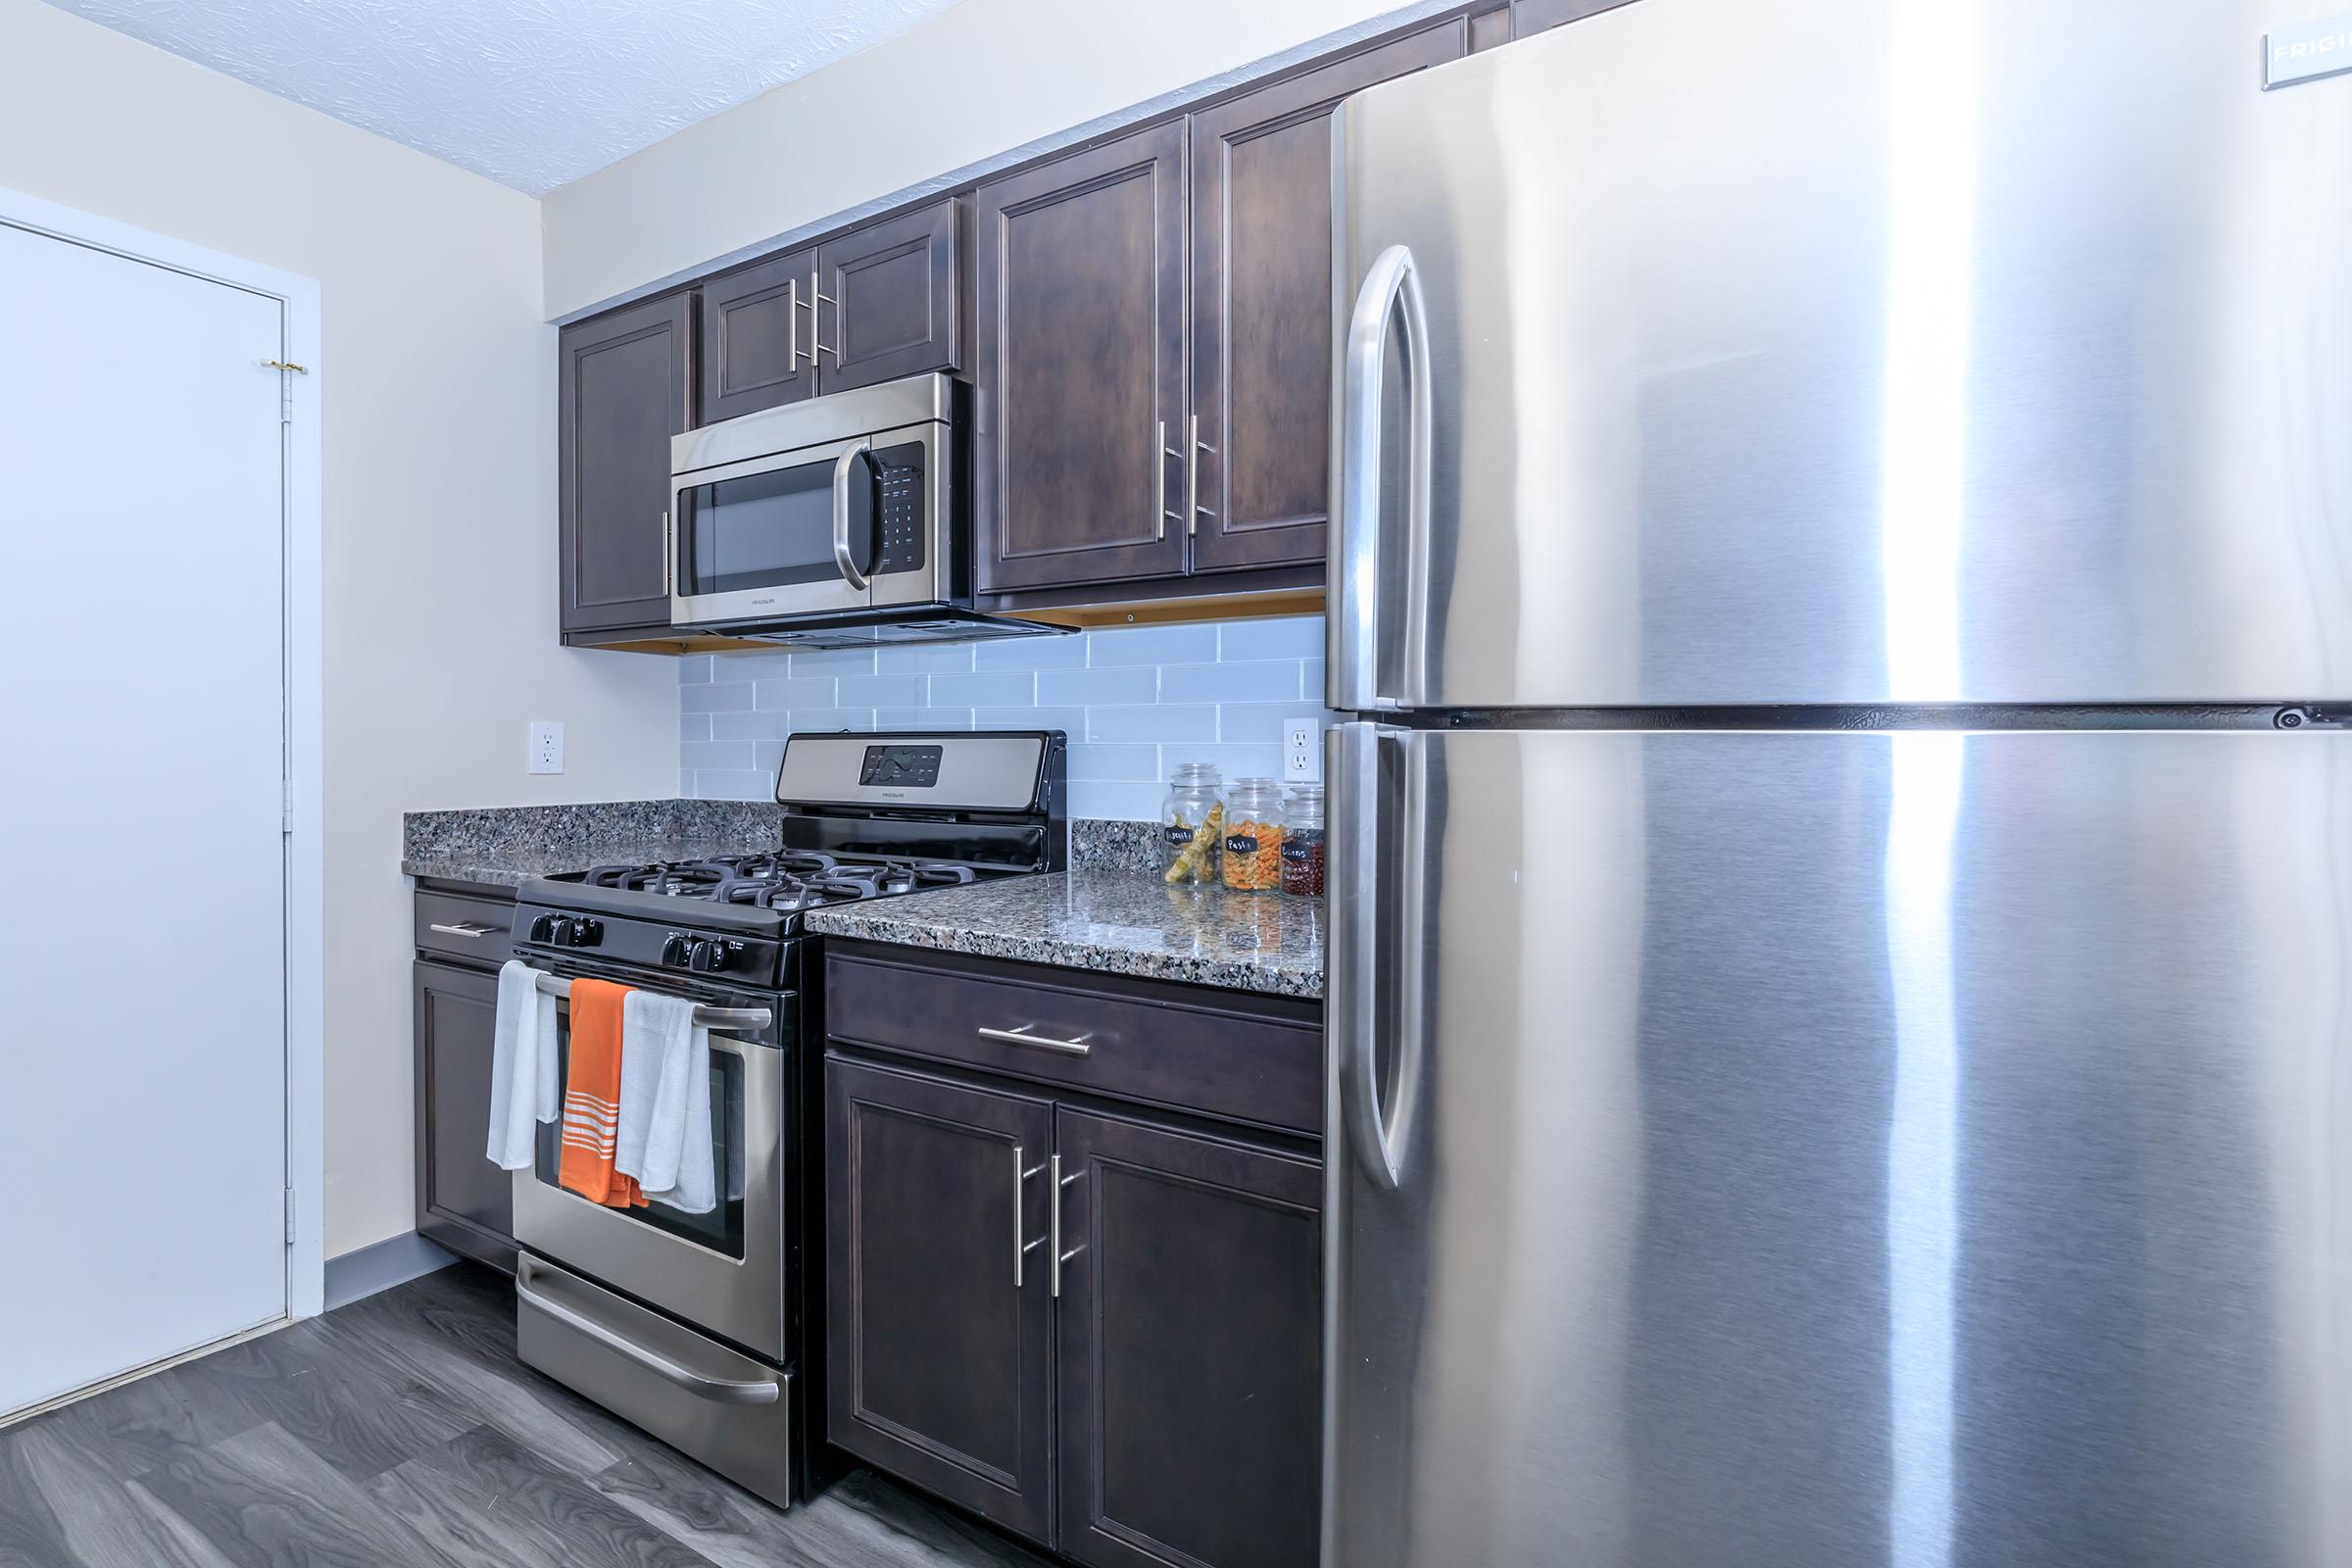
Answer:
824;1057;1056;1543
414;959;515;1272
815;200;962;394
1511;0;1640;36
1188;22;1465;574
973;121;1190;595
699;248;816;423
1054;1108;1322;1568
559;291;692;638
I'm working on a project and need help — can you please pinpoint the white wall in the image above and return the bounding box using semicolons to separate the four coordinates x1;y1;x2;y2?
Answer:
0;0;680;1260
541;0;1450;318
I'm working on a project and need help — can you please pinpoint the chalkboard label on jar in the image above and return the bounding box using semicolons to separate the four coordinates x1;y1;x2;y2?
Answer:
1225;834;1259;855
1281;841;1310;864
1163;823;1196;848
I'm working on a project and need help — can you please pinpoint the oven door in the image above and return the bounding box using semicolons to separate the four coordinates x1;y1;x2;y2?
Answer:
669;420;946;628
513;990;786;1363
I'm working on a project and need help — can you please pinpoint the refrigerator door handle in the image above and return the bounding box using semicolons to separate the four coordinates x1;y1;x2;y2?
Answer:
1331;722;1418;1191
1331;243;1430;712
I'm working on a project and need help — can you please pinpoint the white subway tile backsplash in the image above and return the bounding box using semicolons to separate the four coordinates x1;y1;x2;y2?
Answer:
1068;743;1162;781
975;634;1089;669
876;643;976;673
752;676;840;710
836;673;930;708
1217;615;1324;662
682;682;755;713
1089;704;1218;743
1158;661;1299;704
682;616;1336;816
1038;665;1158;707
1087;624;1218;666
929;670;1039;708
1067;780;1170;821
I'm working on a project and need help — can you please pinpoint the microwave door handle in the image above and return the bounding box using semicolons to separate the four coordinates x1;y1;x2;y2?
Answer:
831;437;873;593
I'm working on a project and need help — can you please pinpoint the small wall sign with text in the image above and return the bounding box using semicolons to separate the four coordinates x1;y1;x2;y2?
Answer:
2267;14;2352;89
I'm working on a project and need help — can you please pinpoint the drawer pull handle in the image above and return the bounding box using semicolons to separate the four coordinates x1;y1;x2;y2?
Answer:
427;921;496;938
978;1025;1092;1057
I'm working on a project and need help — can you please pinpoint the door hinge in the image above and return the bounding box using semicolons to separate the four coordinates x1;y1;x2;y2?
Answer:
264;358;304;423
281;779;295;834
284;1188;297;1246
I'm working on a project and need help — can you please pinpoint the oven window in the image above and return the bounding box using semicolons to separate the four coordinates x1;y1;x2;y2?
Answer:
681;457;861;597
535;1033;749;1258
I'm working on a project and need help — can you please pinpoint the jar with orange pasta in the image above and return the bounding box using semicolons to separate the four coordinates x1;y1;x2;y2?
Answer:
1220;777;1286;892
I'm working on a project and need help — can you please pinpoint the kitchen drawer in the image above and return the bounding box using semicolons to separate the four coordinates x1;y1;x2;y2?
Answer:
826;946;1320;1137
414;890;515;963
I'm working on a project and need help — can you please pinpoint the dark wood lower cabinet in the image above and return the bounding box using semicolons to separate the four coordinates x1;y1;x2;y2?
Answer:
824;1057;1057;1542
1054;1109;1322;1568
413;959;516;1271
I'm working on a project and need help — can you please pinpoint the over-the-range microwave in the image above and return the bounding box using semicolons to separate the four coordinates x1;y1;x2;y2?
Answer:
667;372;1058;648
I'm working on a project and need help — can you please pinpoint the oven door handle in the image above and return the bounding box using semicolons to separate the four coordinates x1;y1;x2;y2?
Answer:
831;437;873;593
517;1258;781;1406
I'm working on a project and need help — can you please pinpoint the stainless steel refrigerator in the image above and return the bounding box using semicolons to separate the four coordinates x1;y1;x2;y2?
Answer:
1322;2;2352;1565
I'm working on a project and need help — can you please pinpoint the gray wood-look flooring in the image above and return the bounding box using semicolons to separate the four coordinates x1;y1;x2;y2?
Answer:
0;1263;1051;1568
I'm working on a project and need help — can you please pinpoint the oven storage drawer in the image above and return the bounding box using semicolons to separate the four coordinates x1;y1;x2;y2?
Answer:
414;890;515;962
824;945;1321;1136
516;1254;795;1508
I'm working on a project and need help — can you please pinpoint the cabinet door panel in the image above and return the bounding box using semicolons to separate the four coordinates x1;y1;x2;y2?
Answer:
1189;22;1465;574
974;122;1189;594
559;292;692;635
1055;1108;1322;1568
413;960;515;1271
816;201;961;393
700;249;815;424
825;1056;1056;1543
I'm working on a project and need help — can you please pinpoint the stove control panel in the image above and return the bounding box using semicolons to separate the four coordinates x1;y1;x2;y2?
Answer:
529;914;605;949
662;932;744;974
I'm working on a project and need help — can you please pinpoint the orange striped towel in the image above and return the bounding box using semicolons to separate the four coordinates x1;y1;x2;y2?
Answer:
559;978;645;1208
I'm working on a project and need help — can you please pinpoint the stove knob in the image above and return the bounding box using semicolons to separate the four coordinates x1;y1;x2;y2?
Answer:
572;917;604;948
685;938;718;973
662;933;689;966
527;913;555;944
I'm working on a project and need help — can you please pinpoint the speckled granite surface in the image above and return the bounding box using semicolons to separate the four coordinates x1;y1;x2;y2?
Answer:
406;804;1158;891
804;871;1324;1000
402;801;787;889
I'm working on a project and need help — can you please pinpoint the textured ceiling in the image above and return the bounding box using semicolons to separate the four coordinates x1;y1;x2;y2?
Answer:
40;0;966;195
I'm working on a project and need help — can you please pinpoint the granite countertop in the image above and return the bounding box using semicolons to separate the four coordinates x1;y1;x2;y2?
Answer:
803;871;1324;1001
402;800;786;890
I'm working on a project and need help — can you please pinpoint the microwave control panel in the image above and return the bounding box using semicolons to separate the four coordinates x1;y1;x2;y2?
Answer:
871;441;926;575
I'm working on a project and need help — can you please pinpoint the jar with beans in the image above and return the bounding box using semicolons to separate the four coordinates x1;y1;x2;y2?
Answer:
1221;777;1286;892
1280;783;1326;897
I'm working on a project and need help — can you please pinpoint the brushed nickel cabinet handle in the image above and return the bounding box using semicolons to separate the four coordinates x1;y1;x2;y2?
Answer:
427;921;495;938
1013;1144;1047;1288
1154;419;1168;541
786;276;801;372
1052;1156;1086;1299
977;1025;1092;1056
1186;413;1202;536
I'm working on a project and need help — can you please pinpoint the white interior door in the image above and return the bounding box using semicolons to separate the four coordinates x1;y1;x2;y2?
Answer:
0;220;288;1417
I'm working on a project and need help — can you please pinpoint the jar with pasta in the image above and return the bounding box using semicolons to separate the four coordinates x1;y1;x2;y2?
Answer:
1161;762;1224;885
1221;777;1286;892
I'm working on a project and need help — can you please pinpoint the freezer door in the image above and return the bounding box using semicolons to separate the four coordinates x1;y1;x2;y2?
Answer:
1329;0;2352;710
1325;723;2352;1568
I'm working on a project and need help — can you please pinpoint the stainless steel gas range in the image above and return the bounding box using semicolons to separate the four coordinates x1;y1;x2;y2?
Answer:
506;730;1066;1508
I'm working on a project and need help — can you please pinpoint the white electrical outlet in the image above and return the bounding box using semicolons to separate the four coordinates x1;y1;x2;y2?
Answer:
1283;717;1321;783
528;721;564;775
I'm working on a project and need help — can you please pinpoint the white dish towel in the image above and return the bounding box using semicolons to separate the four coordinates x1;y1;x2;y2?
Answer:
615;991;715;1214
486;959;560;1170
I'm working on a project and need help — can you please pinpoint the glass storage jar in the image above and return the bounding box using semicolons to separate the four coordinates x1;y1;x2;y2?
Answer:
1280;783;1326;897
1161;763;1224;885
1222;777;1287;892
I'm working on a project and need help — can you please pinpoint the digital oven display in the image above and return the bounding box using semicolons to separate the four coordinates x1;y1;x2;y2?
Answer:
859;744;944;788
